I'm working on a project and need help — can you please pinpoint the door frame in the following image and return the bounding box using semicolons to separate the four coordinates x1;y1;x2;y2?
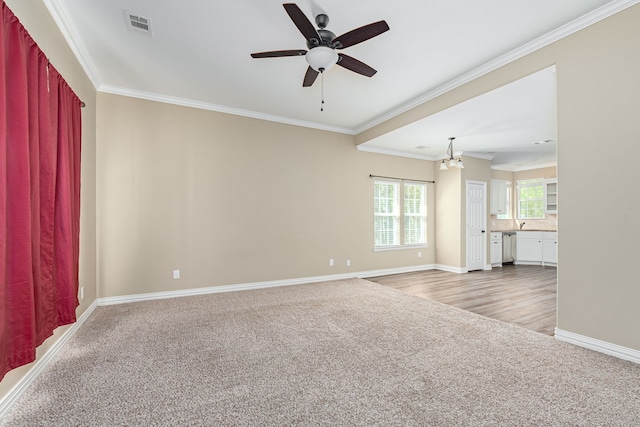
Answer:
466;180;488;272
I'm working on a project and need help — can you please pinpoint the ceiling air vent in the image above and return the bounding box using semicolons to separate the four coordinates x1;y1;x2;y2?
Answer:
124;10;152;36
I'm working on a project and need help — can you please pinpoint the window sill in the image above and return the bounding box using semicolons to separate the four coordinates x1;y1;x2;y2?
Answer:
374;244;429;252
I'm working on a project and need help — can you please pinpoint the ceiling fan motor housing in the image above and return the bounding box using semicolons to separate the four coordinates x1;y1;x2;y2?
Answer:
307;29;336;49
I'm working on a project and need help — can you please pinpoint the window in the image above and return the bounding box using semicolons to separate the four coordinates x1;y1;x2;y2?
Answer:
374;180;427;249
517;179;544;219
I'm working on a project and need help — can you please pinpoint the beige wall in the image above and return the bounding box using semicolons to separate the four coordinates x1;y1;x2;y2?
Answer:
1;0;97;400
96;93;436;297
491;170;514;182
514;166;556;181
359;5;640;351
555;5;639;348
435;163;462;267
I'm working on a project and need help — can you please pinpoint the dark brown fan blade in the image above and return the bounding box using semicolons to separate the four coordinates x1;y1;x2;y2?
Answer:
251;50;307;58
303;66;319;87
333;21;389;49
283;3;320;43
337;54;377;77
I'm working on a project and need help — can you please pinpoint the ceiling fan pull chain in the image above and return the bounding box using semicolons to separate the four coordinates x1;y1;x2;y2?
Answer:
320;70;325;112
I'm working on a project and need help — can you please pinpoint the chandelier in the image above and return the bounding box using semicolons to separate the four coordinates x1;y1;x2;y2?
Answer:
439;137;464;170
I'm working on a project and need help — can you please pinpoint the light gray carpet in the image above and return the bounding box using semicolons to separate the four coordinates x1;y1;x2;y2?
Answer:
2;278;639;426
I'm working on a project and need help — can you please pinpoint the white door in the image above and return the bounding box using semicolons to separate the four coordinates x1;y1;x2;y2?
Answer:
466;181;486;271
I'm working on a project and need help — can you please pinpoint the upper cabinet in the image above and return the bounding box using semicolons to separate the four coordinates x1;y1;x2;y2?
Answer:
544;179;558;214
490;179;508;215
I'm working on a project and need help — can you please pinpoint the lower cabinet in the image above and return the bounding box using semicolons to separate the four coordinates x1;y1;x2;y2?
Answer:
542;232;557;264
516;231;557;266
516;232;542;262
490;232;502;266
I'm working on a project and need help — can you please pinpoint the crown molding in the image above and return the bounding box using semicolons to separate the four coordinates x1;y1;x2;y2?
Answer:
42;0;101;88
98;85;355;135
353;0;640;135
491;162;557;172
356;145;439;161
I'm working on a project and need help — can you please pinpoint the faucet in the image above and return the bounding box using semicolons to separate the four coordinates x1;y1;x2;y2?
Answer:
519;222;526;230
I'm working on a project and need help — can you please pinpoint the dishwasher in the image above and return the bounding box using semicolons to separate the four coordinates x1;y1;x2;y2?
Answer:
502;232;517;263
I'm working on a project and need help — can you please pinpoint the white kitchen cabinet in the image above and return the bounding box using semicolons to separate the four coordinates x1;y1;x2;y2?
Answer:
544;179;558;214
516;231;557;266
516;231;543;263
542;232;557;264
490;180;508;215
490;232;502;266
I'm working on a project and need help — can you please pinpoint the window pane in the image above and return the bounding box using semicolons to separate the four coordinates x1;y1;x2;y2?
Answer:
517;179;544;219
375;216;399;246
404;183;426;245
374;181;400;246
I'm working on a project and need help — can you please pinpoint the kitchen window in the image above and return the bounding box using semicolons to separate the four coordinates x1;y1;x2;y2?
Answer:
517;178;544;219
374;179;427;249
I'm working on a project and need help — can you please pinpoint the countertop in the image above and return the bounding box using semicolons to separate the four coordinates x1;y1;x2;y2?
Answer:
497;230;557;233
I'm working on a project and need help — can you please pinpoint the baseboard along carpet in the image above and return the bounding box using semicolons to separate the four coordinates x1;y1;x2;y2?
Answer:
2;278;639;426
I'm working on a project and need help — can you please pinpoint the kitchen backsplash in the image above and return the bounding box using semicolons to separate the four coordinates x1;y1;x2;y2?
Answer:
491;214;557;231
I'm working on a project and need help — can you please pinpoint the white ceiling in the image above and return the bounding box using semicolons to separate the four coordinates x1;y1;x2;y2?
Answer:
48;0;632;169
361;66;558;171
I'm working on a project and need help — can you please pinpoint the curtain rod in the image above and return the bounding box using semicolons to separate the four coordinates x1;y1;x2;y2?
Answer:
369;174;435;184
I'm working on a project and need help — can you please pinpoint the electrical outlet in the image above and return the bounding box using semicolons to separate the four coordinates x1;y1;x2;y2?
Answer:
329;259;334;267
173;270;180;279
79;287;84;300
346;259;351;267
418;251;422;258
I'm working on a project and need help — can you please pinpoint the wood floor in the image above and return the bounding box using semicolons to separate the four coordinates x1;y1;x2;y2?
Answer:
368;264;557;335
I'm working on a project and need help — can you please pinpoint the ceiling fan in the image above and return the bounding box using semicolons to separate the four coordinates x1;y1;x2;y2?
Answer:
251;3;390;87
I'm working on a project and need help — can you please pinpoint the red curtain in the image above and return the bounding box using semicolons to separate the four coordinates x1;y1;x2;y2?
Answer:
1;1;82;380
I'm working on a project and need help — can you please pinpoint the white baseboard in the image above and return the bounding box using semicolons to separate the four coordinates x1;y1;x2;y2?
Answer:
435;264;467;274
358;264;436;279
554;328;640;364
99;264;438;306
0;300;99;419
98;273;357;306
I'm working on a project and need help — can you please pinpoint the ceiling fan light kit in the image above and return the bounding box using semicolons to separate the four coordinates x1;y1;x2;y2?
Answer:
250;3;389;92
306;46;338;72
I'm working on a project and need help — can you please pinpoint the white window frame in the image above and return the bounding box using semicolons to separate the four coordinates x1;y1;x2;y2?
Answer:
517;178;545;219
373;179;428;251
